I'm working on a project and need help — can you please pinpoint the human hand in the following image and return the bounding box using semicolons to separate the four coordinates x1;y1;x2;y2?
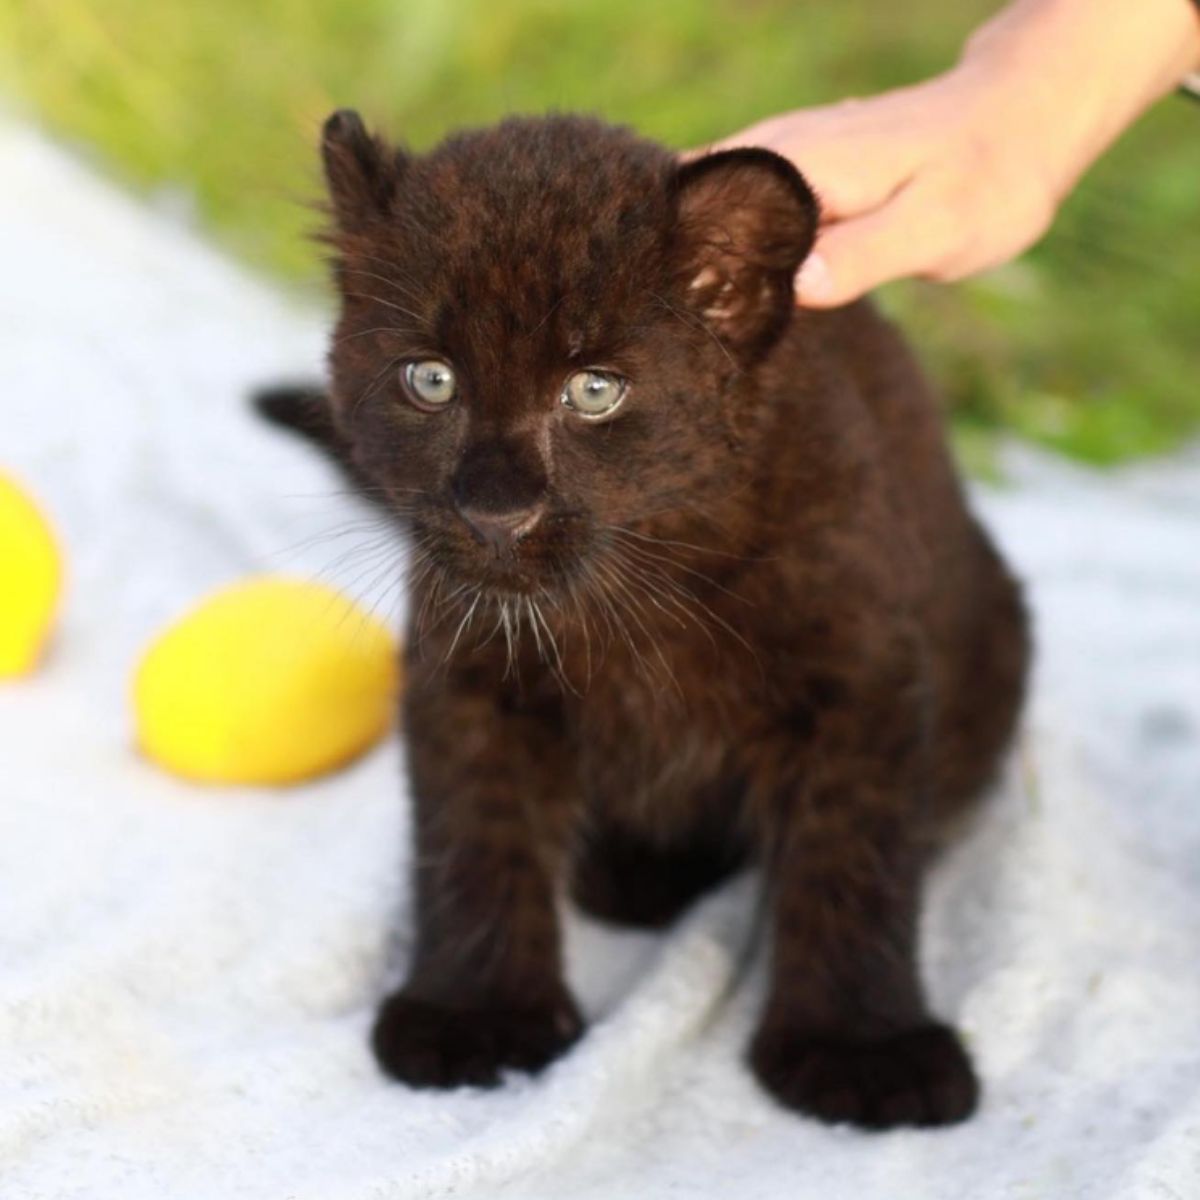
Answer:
701;0;1200;308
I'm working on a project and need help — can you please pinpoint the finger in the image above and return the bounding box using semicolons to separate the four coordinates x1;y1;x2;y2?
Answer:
791;142;919;223
794;181;952;307
683;95;934;227
798;105;929;212
683;134;909;230
678;141;720;165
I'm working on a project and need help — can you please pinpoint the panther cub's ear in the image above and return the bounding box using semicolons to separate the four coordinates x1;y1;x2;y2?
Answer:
321;109;408;231
671;148;819;360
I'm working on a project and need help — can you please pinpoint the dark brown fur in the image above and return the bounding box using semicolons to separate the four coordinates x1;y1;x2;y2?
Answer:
261;110;1029;1129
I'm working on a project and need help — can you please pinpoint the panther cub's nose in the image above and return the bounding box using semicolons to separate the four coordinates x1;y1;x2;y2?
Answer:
450;436;548;551
457;502;545;551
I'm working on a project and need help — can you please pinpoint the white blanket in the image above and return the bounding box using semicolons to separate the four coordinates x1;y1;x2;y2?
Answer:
2;121;1198;1200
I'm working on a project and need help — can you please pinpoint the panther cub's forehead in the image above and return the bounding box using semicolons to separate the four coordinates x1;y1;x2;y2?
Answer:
391;117;676;337
415;117;674;253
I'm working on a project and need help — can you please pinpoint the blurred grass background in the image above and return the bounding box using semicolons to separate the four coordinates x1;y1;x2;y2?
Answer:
1;0;1197;467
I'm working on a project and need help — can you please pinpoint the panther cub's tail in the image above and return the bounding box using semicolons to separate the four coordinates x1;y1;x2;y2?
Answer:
251;384;388;511
253;384;342;449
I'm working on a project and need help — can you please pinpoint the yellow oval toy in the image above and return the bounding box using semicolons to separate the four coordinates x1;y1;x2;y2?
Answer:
134;576;399;786
0;471;63;678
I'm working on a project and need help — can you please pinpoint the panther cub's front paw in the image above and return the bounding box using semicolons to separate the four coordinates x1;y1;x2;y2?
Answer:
371;990;584;1089
749;1022;979;1129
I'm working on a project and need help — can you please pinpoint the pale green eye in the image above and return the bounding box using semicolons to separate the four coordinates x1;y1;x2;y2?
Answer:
404;359;457;408
561;370;627;420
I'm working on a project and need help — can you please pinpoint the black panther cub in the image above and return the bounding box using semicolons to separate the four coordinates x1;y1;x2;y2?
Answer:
259;110;1029;1129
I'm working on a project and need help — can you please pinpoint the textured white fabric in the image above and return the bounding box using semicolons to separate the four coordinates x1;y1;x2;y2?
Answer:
2;122;1198;1200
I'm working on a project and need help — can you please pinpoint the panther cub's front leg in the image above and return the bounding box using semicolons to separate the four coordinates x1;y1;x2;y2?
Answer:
373;659;581;1088
749;631;978;1129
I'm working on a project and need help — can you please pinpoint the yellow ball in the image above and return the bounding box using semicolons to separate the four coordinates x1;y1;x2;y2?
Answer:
0;472;63;678
134;577;400;786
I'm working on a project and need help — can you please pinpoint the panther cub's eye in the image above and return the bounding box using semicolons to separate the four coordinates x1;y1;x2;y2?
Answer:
402;360;457;409
561;370;628;421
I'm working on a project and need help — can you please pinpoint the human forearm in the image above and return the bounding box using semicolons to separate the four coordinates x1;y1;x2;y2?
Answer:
960;0;1200;205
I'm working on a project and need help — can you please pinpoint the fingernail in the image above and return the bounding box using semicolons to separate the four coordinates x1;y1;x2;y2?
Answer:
795;252;832;303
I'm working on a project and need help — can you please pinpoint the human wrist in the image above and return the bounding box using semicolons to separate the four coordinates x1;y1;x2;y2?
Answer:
963;0;1200;92
956;0;1200;200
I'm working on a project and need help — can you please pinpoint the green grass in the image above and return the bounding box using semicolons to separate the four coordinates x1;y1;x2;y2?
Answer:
3;0;1198;466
